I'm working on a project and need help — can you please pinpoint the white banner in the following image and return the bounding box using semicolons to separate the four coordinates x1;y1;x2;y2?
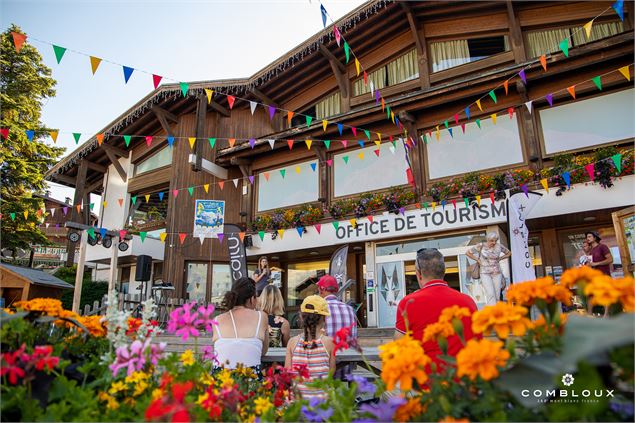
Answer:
509;192;542;283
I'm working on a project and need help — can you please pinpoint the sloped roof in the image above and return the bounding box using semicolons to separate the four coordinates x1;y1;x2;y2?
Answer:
1;263;74;290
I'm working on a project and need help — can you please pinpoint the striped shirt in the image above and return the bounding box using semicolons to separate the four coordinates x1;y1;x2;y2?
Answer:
291;336;330;400
324;295;358;339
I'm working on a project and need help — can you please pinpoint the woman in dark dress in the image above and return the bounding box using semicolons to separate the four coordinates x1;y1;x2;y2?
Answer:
253;256;271;296
257;285;290;347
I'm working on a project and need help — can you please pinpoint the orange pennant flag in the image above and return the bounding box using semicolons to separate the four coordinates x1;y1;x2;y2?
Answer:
118;198;124;207
11;32;27;52
264;172;270;181
218;181;225;190
239;232;245;242
287;111;294;126
228;138;236;148
381;98;385;111
503;80;509;95
96;133;104;145
540;178;549;193
89;56;102;74
203;184;209;193
476;99;482;111
618;65;631;81
567;85;576;99
76;205;81;213
539;55;547;71
188;137;196;150
50;130;59;143
179;233;187;244
322;120;328;132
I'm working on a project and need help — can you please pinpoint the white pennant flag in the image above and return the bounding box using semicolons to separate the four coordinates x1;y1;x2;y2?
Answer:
45;223;50;229
198;234;206;245
249;101;257;115
525;100;533;113
504;189;511;199
50;208;55;217
389;145;396;155
370;81;375;96
268;139;275;149
232;178;239;188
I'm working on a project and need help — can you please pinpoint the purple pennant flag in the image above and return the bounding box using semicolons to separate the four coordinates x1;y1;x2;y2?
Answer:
55;223;60;228
545;93;554;106
217;233;224;243
518;69;527;84
249;138;256;149
521;184;529;197
296;227;304;237
249;175;255;185
399;207;405;215
337;123;343;135
268;105;276;120
63;207;68;216
375;90;380;103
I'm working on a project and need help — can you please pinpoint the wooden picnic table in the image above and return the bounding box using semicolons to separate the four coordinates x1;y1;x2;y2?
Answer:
262;347;382;375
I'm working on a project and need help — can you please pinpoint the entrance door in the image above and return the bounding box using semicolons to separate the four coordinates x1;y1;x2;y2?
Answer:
376;261;405;328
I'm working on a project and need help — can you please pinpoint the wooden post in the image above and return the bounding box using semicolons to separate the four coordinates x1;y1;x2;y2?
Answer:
66;160;88;266
107;238;119;298
193;95;207;171
72;230;88;313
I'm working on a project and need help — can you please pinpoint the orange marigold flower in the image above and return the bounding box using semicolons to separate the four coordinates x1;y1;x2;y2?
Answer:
559;267;604;289
422;321;455;343
439;305;471;323
456;339;510;381
614;277;635;312
584;275;623;308
379;333;431;391
439;417;470;422
472;302;531;339
507;277;572;307
395;397;424;422
77;315;108;337
15;298;64;316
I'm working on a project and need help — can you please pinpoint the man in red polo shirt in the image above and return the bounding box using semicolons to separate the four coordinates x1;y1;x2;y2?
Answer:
395;248;478;371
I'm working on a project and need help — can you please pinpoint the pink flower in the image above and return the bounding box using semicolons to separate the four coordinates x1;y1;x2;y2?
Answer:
195;304;217;333
168;302;201;341
149;342;167;366
109;340;147;377
201;345;217;364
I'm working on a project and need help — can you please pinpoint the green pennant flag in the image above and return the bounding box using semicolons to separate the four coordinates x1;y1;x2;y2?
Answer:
280;169;286;178
139;231;147;242
364;129;371;141
386;106;391;119
423;202;429;210
324;140;331;149
87;227;95;239
306;115;313;128
258;231;265;241
344;42;350;63
475;119;481;129
443;120;449;129
592;76;602;91
180;82;189;97
209;138;216;148
422;134;428;144
72;133;81;144
52;45;66;64
89;203;95;210
612;154;622;173
343;156;349;164
188;187;194;196
10;213;15;221
124;135;132;147
464;197;469;208
559;39;569;57
392;140;397;148
131;196;137;205
489;90;497;104
332;221;339;230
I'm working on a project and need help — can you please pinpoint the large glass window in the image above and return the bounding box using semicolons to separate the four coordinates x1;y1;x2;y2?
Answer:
526;22;624;58
333;141;409;197
185;263;207;303
353;49;417;96
431;36;510;73
426;115;524;179
376;232;486;257
558;227;622;278
211;264;232;307
315;92;341;119
539;89;634;155
134;147;172;176
287;260;330;307
257;160;319;211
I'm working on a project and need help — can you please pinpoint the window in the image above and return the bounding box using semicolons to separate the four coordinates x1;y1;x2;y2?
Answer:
426;114;524;179
185;263;207;303
353;49;418;96
257;160;319;211
526;21;624;58
539;88;634;155
287;261;329;307
333;141;409;197
315;92;341;119
134;147;172;176
431;36;510;72
128;189;168;237
376;232;486;256
211;264;232;307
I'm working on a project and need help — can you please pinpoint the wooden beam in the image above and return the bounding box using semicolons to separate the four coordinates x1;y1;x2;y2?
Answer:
506;0;527;63
193;95;207;171
230;157;253;166
313;146;328;202
318;44;346;73
318;44;350;111
50;173;77;185
85;179;103;194
151;106;176;135
401;2;430;89
66;160;88;266
85;161;107;173
250;87;278;107
102;143;127;158
398;110;417;123
102;144;128;182
207;100;230;117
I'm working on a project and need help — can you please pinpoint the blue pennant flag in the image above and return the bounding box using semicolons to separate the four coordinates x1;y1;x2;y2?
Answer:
441;200;447;209
358;140;365;148
25;130;35;141
613;0;624;21
310;163;317;172
320;4;328;28
297;227;304;238
123;66;134;84
337;123;343;136
562;172;571;188
158;191;165;201
465;106;471;120
99;228;107;239
448;127;453;138
167;136;175;147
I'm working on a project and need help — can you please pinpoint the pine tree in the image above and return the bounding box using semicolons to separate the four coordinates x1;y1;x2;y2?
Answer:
1;24;64;254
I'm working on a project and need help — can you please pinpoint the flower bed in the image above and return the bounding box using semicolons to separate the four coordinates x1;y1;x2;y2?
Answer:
1;270;633;422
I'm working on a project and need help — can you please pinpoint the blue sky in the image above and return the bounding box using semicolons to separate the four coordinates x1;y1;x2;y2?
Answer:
1;0;365;204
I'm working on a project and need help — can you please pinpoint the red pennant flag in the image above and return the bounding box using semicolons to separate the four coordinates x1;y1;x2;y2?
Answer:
451;199;457;209
145;136;153;147
314;223;322;234
118;198;124;207
11;32;27;53
119;229;127;239
351;127;357;137
367;215;374;223
508;107;514;119
363;71;368;84
567;85;576;99
218;181;225;190
152;74;162;89
373;149;380;157
454;114;459;125
287;139;294;150
539;55;547;71
503;80;509;95
0;128;9;139
264;172;270;181
489;192;495;204
585;163;595;181
415;203;421;209
227;95;236;109
179;233;187;244
461;123;466;133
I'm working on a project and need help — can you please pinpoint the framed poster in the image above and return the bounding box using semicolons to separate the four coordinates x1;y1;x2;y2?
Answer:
193;200;225;239
376;261;405;328
612;206;635;277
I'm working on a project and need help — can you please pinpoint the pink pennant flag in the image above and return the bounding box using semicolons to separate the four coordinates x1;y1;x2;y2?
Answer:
351;127;357;137
314;223;322;234
145;136;153;147
152;74;162;89
326;159;333;167
461;123;466;133
227;95;236;109
341;140;348;148
119;229;128;240
367;215;374;223
454;114;459;125
172;189;179;198
585;163;595;181
333;26;341;46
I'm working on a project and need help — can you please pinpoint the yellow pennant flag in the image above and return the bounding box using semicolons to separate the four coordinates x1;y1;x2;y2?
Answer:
476;99;483;111
355;58;361;76
491;113;497;125
89;56;102;74
322;120;328;132
203;184;209;193
24;211;29;219
431;202;437;211
583;20;594;39
435;126;440;141
189;137;196;150
295;166;301;174
102;200;108;208
349;218;357;227
50;130;59;143
159;232;168;243
204;89;213;104
277;229;284;239
374;140;381;147
376;133;381;142
618;65;631;81
145;194;150;203
358;152;364;160
390;111;395;123
305;139;312;150
540;178;549;193
475;195;481;206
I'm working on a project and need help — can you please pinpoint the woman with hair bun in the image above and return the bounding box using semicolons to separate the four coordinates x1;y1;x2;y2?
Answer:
212;277;269;373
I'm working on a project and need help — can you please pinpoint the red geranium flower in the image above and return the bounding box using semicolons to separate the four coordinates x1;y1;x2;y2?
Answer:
333;324;354;356
31;345;59;371
1;349;26;385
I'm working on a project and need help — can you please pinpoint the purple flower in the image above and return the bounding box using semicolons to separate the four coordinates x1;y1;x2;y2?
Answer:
301;400;333;423
149;342;166;366
202;345;218;364
109;340;147;377
346;374;376;395
359;396;405;422
195;304;217;333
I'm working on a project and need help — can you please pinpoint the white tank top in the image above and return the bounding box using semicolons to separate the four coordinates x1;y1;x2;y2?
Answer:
214;310;263;369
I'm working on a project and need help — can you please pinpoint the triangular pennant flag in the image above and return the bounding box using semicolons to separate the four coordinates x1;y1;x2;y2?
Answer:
297;227;304;238
476;99;482;111
287;111;294;126
326;159;333;167
358;140;365;148
119;229;128;239
355;58;361;76
475;119;481;129
24;210;29;220
239;232;245;242
264;172;270;181
525;101;533;113
99;228;107;239
341;140;348;148
73;133;81;144
431;202;437;211
228;138;236;148
268;105;276;120
124;135;131;147
123;66;134;83
519;69;527;85
259;231;265;241
90;56;102;74
592;76;602;90
489;90;497;104
96;133;104;145
145;194;150;203
25;130;34;142
323;140;331;149
444;120;449;129
89;202;95;211
611;154;622;173
249;101;257;115
315;223;322;234
567;85;576;99
232;178;239;188
50;130;58;143
208;138;216;149
277;229;284;239
334;26;341;46
172;189;179;198
613;0;624;21
11;32;27;53
179;233;187;244
118;198;124;207
249;138;256;149
160;232;168;242
344;41;350;63
280;169;286;178
52;45;66;64
465;106;471;120
203;184;209;193
476;195;481;206
508;107;514;119
373;149;380;157
540;55;547;71
322;120;328;132
351;127;357;137
197;234;205;245
342;156;349;164
489;192;495;204
545;93;554;106
349;218;357;228
559;39;569;57
367;215;374;223
320;4;328;27
227;95;236;109
305;139;312;150
310;163;317;172
159;191;165;201
218;181;225;190
146;136;153;147
435;126;440;140
583;20;594;39
139;232;148;243
87;227;95;239
153;74;163;89
358;152;364;160
337;123;343;135
287;139;294;150
131;196;137;205
305;115;313;128
204;88;213;104
521;184;529;197
188;187;194;196
618;65;631;81
448;128;453;138
364;129;371;141
451;199;457;209
167;136;175;147
63;207;68;216
503;80;509;95
189;137;196;150
364;71;368;85
441;200;446;209
463;197;469;208
10;213;15;221
562;172;571;188
540;178;549;193
585;163;596;181
179;82;189;97
50;208;55;217
491;113;497;125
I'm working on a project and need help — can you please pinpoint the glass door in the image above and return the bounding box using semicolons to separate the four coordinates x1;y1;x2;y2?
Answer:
376;261;405;328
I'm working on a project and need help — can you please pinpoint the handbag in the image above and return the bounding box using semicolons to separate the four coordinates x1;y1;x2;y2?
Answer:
467;243;483;280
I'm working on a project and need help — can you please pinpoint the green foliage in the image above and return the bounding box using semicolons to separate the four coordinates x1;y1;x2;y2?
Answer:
0;25;64;252
55;266;108;310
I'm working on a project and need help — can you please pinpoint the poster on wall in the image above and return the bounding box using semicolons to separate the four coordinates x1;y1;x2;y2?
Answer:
376;261;405;328
193;199;225;238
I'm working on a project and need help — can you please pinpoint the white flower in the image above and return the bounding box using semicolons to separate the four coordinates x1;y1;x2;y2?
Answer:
561;373;575;387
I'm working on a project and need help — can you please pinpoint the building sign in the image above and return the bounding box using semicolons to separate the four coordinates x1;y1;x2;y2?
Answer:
193;199;225;239
224;224;248;285
509;192;542;283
